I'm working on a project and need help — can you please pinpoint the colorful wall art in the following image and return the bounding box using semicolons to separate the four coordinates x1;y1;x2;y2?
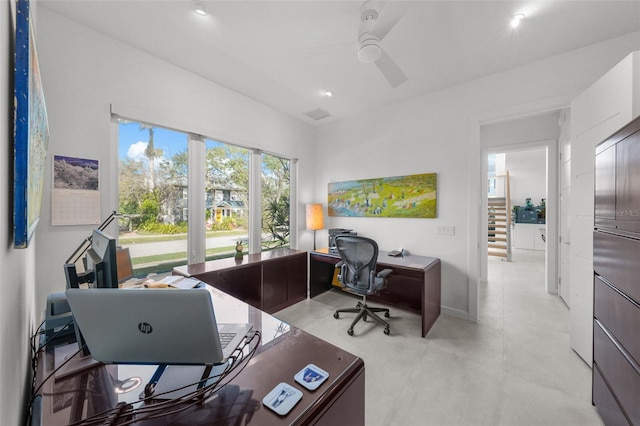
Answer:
328;173;437;218
14;0;50;248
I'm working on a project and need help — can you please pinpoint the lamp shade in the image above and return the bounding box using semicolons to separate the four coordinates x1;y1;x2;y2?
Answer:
306;204;324;230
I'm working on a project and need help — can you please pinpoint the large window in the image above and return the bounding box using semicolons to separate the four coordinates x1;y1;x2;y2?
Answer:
205;139;250;259
117;119;293;277
117;120;189;276
262;153;290;249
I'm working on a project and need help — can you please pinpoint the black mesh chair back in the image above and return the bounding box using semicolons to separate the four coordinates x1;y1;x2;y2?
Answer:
334;236;392;335
335;236;381;295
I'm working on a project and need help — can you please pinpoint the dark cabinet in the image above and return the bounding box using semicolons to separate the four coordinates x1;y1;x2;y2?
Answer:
262;252;307;312
593;116;640;425
173;249;308;314
198;264;262;310
595;117;640;233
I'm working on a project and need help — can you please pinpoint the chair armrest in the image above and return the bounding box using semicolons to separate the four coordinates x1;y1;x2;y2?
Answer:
377;268;393;278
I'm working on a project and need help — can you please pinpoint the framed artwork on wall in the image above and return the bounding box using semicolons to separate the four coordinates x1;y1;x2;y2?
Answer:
14;0;50;248
328;173;437;218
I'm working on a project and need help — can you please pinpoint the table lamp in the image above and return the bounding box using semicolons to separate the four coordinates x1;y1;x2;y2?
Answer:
306;203;324;250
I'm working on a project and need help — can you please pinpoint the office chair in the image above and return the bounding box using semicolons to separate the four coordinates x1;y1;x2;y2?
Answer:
332;236;392;336
115;246;135;284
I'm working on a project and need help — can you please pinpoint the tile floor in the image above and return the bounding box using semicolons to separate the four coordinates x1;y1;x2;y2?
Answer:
274;249;603;426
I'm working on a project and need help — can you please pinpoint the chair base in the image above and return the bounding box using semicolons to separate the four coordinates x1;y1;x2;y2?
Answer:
334;301;390;336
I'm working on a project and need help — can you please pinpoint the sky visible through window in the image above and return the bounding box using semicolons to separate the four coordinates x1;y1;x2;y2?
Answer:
118;122;187;162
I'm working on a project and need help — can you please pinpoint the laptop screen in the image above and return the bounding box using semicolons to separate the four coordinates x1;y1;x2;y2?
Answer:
65;288;250;365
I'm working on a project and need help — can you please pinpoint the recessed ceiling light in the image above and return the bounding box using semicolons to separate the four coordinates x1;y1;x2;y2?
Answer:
322;90;333;98
192;1;208;16
510;14;525;28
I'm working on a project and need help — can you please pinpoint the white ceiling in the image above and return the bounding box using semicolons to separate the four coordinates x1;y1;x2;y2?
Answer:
40;0;640;125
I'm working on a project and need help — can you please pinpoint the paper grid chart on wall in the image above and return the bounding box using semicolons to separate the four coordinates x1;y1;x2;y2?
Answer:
51;155;101;226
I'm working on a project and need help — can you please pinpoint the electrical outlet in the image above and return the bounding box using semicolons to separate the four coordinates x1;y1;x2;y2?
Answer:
437;225;455;235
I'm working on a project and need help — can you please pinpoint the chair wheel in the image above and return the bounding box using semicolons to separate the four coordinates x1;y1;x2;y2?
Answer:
347;328;354;336
384;328;390;335
333;312;339;319
384;312;390;318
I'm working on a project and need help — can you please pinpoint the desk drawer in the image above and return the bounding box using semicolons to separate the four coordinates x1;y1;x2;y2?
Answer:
593;363;630;426
593;230;640;304
593;320;640;425
369;274;422;313
594;275;640;365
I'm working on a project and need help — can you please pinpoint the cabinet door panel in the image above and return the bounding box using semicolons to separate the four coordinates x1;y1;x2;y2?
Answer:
199;265;262;309
287;253;307;301
593;364;630;426
262;260;288;311
593;231;640;304
594;275;640;366
369;267;422;313
595;145;616;220
593;321;640;425
616;132;640;223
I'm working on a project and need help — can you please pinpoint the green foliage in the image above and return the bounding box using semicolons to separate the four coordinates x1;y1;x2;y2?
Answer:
138;220;187;234
140;192;160;222
263;197;289;248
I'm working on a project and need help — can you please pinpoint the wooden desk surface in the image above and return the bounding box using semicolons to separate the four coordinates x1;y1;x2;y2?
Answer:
311;247;440;271
173;248;306;277
34;285;364;425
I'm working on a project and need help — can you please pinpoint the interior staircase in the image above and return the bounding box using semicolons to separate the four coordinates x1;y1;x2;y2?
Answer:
488;172;512;261
488;198;510;260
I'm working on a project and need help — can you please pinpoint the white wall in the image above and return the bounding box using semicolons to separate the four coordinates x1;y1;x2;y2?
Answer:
505;148;546;208
481;112;560;207
1;2;39;425
34;8;317;308
569;51;640;366
316;32;640;319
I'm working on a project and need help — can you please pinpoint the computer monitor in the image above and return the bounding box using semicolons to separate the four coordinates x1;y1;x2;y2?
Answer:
86;229;118;288
64;229;119;289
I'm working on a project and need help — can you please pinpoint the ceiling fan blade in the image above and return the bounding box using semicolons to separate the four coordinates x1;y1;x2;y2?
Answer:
371;1;409;41
375;49;407;88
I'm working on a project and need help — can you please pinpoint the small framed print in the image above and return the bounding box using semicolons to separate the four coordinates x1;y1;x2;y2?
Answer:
262;382;303;416
294;364;329;391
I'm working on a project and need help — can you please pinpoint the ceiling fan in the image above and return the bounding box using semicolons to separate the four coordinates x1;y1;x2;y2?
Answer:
357;0;408;88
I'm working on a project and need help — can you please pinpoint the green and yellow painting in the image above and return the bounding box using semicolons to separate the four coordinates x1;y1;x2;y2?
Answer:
328;173;437;218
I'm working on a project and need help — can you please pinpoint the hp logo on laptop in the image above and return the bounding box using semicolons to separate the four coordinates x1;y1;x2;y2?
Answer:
138;322;153;334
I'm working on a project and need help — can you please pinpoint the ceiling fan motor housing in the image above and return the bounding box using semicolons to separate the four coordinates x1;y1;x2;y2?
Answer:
358;1;382;63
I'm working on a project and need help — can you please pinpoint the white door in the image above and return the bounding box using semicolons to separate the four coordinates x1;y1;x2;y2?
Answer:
558;110;571;306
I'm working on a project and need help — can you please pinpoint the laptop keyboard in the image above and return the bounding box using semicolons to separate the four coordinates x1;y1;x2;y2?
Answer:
219;332;236;349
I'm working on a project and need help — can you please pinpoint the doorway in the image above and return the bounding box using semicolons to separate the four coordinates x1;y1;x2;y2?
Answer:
483;146;549;324
478;111;561;323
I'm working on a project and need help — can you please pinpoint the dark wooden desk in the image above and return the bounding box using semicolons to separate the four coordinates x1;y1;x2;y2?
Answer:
173;249;307;314
32;285;364;425
310;248;441;337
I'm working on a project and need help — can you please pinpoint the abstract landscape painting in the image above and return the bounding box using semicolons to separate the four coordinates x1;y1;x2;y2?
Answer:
328;173;437;218
14;0;50;248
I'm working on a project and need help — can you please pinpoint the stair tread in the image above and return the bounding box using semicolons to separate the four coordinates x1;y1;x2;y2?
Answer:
488;250;508;258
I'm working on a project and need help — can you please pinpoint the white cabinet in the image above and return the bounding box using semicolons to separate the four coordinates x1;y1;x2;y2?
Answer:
513;223;546;250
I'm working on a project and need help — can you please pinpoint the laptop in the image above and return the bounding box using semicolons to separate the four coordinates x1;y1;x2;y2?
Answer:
65;288;252;365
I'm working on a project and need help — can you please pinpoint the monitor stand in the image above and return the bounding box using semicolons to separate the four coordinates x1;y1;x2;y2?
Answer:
53;342;101;379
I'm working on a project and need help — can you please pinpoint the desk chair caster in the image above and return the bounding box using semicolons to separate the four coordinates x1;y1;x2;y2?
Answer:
334;307;391;336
